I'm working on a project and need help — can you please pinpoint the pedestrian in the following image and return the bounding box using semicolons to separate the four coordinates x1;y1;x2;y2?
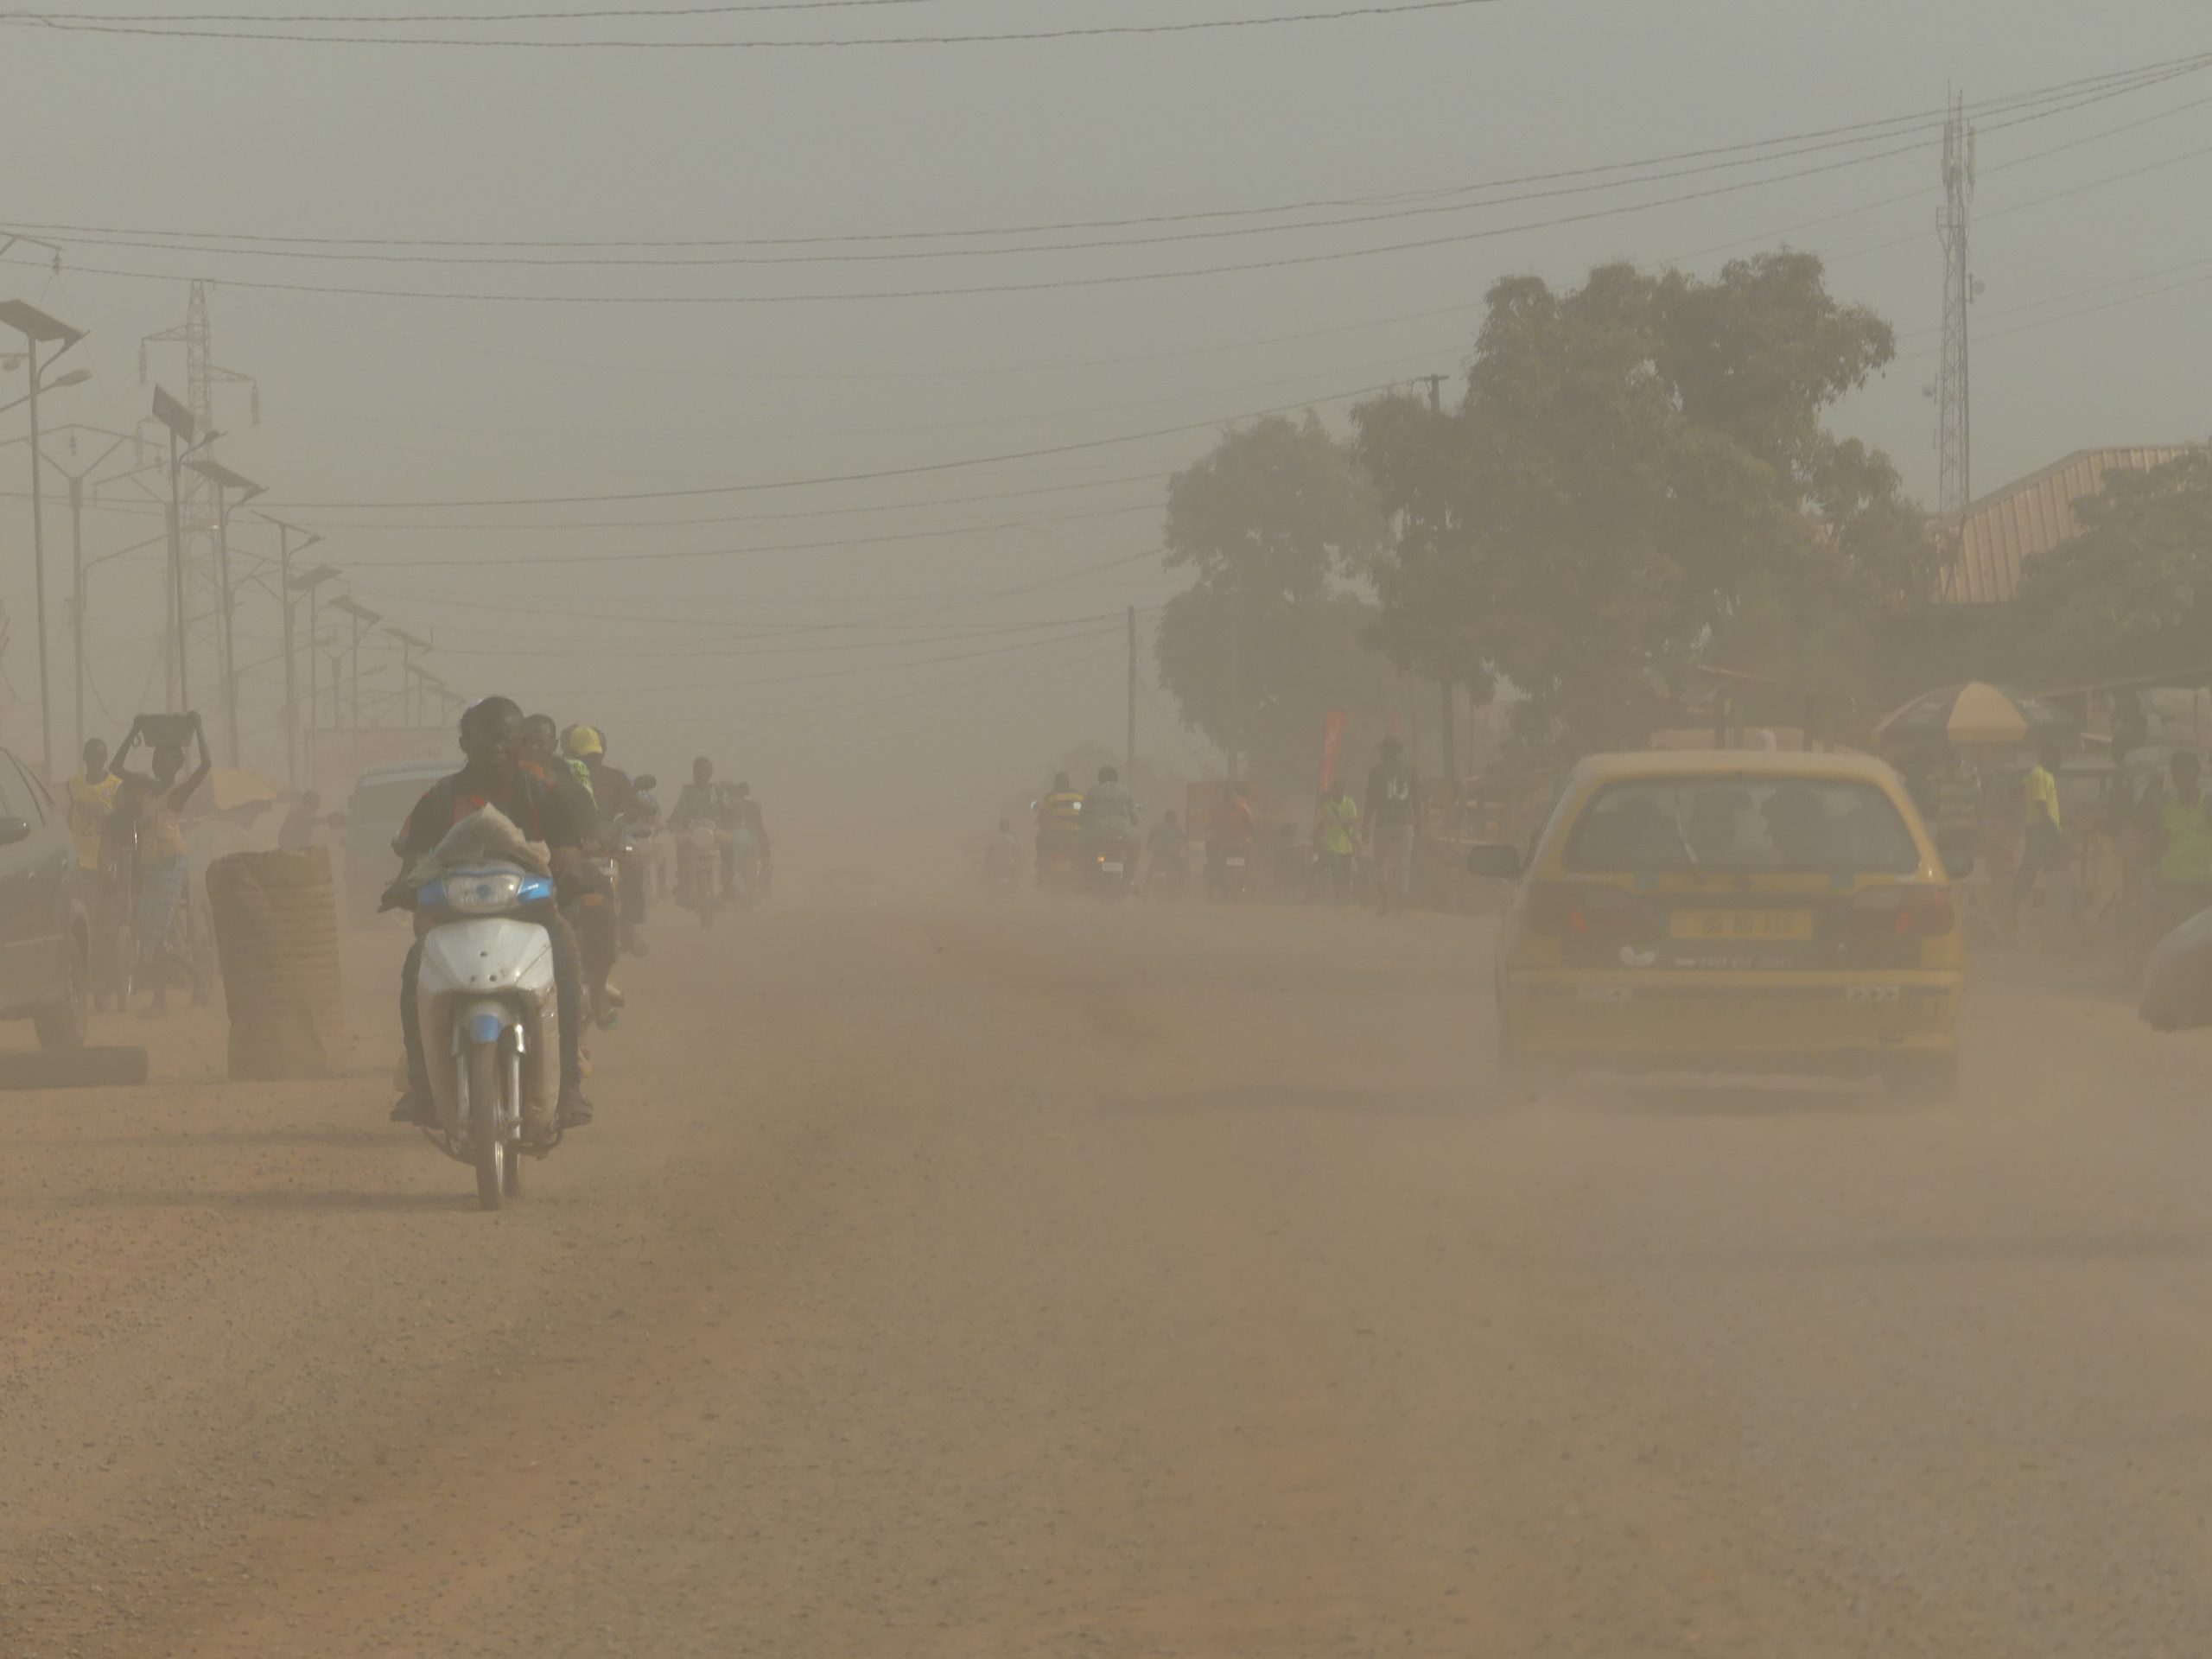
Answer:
278;789;322;852
1317;779;1360;903
1365;734;1421;916
109;715;213;1015
2005;734;2067;943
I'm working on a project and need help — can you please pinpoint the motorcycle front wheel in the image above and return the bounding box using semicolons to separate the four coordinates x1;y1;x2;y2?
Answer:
466;1042;505;1212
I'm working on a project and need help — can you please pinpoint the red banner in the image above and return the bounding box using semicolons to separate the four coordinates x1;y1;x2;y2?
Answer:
1317;709;1348;792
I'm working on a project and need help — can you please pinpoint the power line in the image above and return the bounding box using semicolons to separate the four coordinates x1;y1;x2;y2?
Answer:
7;51;2192;257
334;499;1155;567
22;70;2190;308
498;619;1124;696
270;380;1399;509
14;80;2161;269
427;607;1160;658
0;0;1503;48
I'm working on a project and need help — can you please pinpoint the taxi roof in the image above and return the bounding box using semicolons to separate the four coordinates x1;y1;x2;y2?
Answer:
1572;747;1902;785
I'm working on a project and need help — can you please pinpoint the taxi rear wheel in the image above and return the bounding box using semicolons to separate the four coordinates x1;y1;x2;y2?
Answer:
1881;1052;1961;1103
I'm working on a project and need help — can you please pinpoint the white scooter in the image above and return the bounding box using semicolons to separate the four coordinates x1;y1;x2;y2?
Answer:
413;861;564;1211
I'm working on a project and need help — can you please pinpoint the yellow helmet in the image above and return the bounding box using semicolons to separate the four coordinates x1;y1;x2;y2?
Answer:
564;723;604;759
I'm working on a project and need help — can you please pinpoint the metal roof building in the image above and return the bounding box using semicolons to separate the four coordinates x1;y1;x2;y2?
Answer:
1937;444;2208;605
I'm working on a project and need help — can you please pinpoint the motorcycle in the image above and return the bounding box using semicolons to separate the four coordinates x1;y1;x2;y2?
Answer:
674;820;723;926
1147;847;1188;902
411;860;564;1211
1035;834;1083;894
1208;842;1255;901
1088;835;1136;899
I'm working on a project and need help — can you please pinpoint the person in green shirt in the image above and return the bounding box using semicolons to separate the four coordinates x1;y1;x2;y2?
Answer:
1317;782;1360;903
2139;750;2212;959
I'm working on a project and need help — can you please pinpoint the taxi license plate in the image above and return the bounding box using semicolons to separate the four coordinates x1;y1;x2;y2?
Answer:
1669;909;1814;942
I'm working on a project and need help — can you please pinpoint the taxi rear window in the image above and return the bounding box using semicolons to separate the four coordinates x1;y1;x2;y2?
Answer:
1561;778;1920;874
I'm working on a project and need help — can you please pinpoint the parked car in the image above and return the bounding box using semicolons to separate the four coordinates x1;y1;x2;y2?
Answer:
0;747;92;1048
1471;748;1969;1099
342;758;455;923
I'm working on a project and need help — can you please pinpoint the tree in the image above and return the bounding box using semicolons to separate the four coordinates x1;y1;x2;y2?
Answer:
1154;415;1393;785
1354;254;1929;755
2009;451;2212;685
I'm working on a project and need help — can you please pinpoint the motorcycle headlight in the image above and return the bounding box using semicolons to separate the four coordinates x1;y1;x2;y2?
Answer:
429;871;527;913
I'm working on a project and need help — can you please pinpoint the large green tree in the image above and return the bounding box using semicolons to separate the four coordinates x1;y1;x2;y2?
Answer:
2008;451;2212;684
1155;415;1395;785
1354;253;1930;754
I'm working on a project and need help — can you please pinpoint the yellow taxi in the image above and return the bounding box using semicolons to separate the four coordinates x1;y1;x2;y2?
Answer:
1471;749;1967;1097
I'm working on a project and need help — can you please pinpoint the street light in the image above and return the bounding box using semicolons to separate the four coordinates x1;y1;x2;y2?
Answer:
269;543;337;789
1;299;87;778
0;365;90;419
383;624;431;727
184;455;265;766
253;515;325;788
330;596;381;734
288;563;340;746
152;386;218;712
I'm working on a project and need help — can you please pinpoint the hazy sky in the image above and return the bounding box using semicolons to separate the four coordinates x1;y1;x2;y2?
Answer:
1;0;2207;875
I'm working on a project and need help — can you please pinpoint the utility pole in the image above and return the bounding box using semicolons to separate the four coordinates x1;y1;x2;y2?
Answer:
3;302;88;778
1418;372;1446;414
143;283;257;735
1125;605;1137;780
1936;90;1976;513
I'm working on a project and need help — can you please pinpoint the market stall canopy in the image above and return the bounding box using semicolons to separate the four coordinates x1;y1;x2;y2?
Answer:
1874;683;2075;749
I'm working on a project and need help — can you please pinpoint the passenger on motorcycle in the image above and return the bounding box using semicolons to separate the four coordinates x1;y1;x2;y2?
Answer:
388;697;594;1130
729;781;772;899
566;724;649;957
1082;766;1138;846
523;714;622;1028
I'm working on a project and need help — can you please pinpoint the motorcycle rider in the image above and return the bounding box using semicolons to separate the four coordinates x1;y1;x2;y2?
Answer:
985;818;1022;887
387;696;593;1130
522;714;620;1024
670;757;733;903
1208;780;1257;894
730;782;772;899
1146;810;1188;893
566;724;649;957
1082;765;1138;861
1035;770;1085;873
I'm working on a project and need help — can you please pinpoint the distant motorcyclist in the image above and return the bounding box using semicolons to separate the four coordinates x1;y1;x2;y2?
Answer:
1365;735;1421;916
1036;770;1084;861
1082;765;1138;845
523;714;618;1021
1207;782;1258;897
985;819;1022;887
1147;811;1188;893
388;696;592;1130
730;782;772;899
567;724;648;957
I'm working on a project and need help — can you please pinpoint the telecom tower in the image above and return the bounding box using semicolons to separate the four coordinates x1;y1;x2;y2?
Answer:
141;282;257;719
1936;92;1976;514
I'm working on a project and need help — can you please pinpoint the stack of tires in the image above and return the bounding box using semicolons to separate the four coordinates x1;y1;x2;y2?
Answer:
205;846;349;1080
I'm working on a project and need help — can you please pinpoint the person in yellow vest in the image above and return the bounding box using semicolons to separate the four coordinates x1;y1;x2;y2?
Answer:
66;738;118;877
1316;781;1360;904
2005;735;2066;940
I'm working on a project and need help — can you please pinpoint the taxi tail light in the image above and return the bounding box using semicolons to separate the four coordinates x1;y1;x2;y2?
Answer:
1851;884;1955;940
1526;883;1637;938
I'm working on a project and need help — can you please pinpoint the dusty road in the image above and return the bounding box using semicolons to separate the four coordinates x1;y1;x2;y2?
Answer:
3;899;2211;1656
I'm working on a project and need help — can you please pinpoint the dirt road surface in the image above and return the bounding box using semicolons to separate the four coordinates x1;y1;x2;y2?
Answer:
3;900;2210;1656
